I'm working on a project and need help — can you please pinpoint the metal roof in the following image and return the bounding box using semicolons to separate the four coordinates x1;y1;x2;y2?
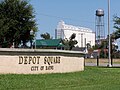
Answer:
35;39;63;47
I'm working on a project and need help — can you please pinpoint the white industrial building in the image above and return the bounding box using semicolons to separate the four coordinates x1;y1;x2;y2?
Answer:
55;21;95;47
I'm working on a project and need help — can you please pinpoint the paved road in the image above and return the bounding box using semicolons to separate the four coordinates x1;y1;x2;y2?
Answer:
85;63;120;67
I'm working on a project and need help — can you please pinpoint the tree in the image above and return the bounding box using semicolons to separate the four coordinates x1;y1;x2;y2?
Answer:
40;32;52;39
113;16;120;40
69;33;76;40
62;33;78;50
0;0;37;48
86;43;91;49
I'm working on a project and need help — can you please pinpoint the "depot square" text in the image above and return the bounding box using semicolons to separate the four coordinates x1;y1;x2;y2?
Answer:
19;56;61;71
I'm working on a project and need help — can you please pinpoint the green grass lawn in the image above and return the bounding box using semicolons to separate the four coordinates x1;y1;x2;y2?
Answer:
0;67;120;90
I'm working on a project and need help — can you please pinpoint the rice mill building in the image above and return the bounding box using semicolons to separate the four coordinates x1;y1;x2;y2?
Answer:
55;20;95;48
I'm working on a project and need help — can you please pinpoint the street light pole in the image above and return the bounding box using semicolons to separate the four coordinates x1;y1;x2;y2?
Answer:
35;33;36;49
108;0;112;67
30;30;36;49
30;30;34;49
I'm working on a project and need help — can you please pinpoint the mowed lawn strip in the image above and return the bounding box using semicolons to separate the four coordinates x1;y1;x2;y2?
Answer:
0;67;120;90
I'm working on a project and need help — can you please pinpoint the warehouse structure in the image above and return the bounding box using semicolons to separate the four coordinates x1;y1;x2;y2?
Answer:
55;21;95;48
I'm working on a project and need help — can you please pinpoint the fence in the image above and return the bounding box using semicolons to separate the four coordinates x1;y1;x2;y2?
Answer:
85;58;120;67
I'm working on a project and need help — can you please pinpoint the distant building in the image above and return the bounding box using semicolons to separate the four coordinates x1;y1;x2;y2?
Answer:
55;20;95;47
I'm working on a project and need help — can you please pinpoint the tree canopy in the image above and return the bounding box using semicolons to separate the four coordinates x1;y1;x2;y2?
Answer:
0;0;37;48
40;32;52;39
62;33;78;50
113;16;120;39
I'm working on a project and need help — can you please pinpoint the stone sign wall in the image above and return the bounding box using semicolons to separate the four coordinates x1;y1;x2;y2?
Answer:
0;55;84;74
0;49;85;74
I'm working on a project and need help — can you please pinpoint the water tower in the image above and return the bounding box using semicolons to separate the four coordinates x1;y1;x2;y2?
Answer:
95;9;105;44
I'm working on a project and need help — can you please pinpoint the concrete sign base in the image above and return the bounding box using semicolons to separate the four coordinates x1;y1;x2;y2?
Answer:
0;49;85;74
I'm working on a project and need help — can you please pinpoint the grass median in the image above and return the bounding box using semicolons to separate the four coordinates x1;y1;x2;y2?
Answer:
0;66;120;90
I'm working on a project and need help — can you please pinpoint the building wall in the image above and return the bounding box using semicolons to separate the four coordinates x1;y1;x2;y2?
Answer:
55;21;95;47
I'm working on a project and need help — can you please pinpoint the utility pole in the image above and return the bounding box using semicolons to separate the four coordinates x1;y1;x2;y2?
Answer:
107;0;112;67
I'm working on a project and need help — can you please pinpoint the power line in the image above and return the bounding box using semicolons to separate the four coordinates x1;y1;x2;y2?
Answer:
38;13;113;25
39;13;95;24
